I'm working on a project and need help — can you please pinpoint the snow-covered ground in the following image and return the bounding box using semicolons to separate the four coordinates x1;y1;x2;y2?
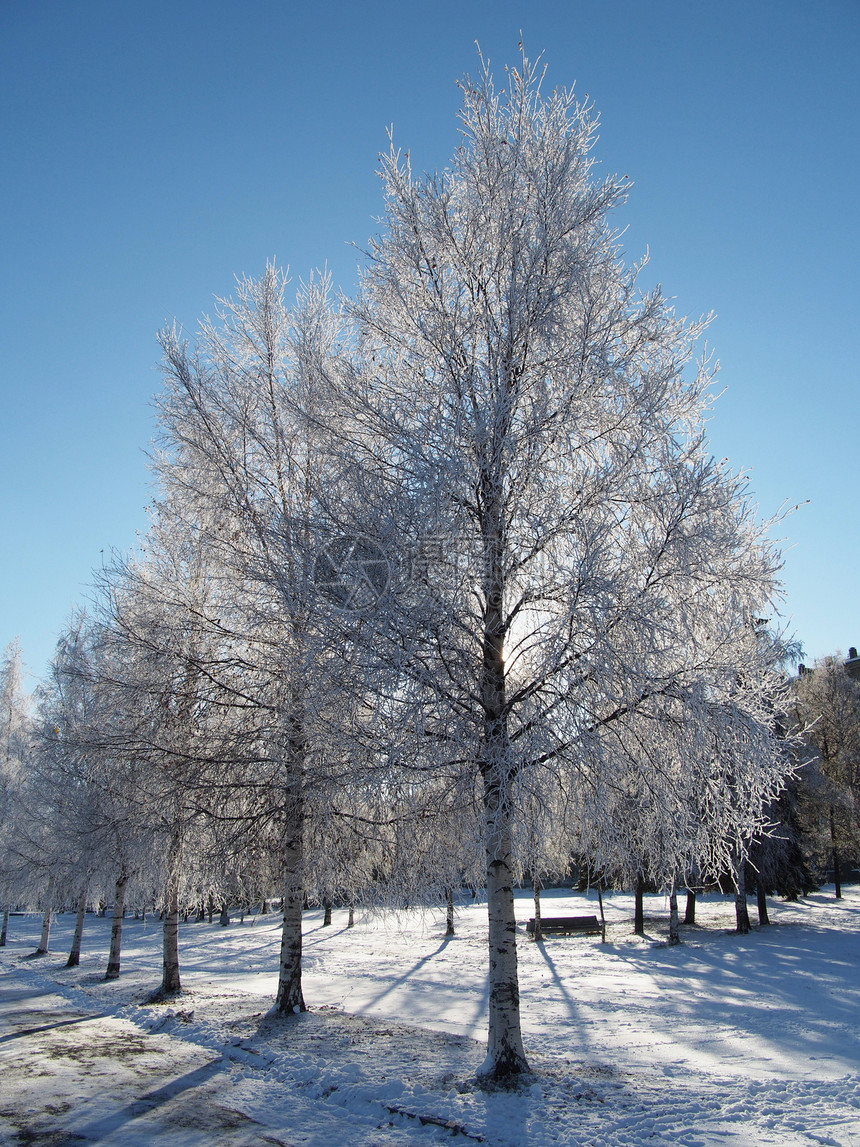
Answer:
1;887;859;1145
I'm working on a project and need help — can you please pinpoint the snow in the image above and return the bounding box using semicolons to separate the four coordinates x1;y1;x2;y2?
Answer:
2;887;859;1145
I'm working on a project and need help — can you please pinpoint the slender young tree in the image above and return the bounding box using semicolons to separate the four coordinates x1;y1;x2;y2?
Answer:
34;615;155;978
156;268;350;1014
66;883;89;968
97;513;231;998
17;621;122;959
36;885;53;955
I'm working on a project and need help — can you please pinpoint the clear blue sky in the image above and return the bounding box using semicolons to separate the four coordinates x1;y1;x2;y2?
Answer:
1;1;858;685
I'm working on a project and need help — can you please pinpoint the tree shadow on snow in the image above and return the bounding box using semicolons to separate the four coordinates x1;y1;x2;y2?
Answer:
530;940;601;1056
604;921;860;1072
0;1011;113;1045
69;1057;227;1142
348;935;457;1012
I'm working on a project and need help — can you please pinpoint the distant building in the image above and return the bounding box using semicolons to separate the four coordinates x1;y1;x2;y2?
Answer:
797;645;860;681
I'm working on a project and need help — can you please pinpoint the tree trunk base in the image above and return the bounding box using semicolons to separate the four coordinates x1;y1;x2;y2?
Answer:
146;985;183;1005
271;995;307;1017
475;1048;532;1090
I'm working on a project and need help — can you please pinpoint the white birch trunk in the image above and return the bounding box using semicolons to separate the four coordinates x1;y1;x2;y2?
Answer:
634;875;645;936
532;875;543;942
66;885;88;968
36;879;54;955
274;695;306;1016
475;485;530;1083
668;877;680;945
479;768;529;1081
154;824;183;998
733;850;751;935
274;811;306;1013
105;869;128;979
37;905;52;954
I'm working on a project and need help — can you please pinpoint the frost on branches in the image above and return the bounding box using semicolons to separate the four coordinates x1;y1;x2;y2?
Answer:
155;268;354;1014
46;47;800;1087
339;52;794;1082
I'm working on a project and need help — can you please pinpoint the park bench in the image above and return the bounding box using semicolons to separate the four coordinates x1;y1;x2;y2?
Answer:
526;914;605;941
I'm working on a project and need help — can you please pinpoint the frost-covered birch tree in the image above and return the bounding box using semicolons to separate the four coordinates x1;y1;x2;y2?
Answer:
6;624;102;952
575;627;796;941
155;266;352;1014
343;52;793;1082
97;505;238;996
33;614;157;973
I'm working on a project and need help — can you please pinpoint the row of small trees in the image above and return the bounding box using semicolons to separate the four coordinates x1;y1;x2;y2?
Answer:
0;53;835;1084
2;629;857;1072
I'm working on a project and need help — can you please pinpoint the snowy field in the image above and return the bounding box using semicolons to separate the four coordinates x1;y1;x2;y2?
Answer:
1;887;859;1145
